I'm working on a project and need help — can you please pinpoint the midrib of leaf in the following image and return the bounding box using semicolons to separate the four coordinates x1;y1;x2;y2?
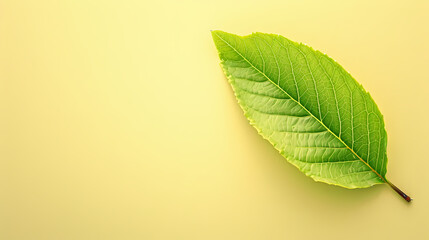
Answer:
213;31;387;184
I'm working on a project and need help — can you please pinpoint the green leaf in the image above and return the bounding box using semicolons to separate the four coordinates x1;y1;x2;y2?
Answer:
212;30;411;201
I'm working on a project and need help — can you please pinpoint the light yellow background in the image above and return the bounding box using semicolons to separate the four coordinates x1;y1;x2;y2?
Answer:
1;0;428;239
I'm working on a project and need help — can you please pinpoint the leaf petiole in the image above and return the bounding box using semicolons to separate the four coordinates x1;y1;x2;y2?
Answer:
386;180;412;202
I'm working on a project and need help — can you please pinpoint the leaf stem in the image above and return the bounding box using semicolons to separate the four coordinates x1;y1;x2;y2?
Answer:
386;180;412;202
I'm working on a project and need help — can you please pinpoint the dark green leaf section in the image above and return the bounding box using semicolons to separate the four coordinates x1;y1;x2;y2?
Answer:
212;31;388;188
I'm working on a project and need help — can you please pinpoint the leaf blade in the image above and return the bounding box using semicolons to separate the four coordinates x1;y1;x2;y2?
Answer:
212;30;388;188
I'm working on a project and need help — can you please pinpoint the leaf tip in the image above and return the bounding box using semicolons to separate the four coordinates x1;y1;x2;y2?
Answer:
211;30;225;37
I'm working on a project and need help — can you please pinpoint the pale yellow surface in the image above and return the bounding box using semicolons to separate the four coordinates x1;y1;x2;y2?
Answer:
1;0;428;239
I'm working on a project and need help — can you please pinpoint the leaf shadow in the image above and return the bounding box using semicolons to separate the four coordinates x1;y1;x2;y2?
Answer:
258;136;385;208
234;123;384;211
